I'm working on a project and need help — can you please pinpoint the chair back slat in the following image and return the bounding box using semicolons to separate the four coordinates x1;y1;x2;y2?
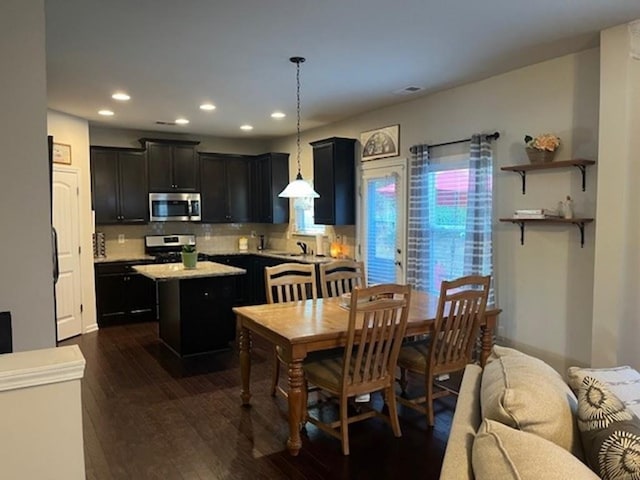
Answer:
431;275;490;373
319;260;365;298
341;284;411;394
265;263;318;304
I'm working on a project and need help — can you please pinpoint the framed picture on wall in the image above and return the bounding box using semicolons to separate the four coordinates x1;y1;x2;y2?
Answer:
360;124;400;161
52;143;72;165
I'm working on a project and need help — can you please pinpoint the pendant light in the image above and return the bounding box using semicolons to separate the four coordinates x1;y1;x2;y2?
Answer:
278;57;319;198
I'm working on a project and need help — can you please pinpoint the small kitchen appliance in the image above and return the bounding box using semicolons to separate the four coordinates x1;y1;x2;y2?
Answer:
149;192;201;222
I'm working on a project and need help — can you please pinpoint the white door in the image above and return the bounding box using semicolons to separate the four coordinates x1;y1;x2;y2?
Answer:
53;167;83;340
359;158;407;285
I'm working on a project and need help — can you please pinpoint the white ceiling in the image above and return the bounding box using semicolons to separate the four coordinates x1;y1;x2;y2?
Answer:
45;0;640;139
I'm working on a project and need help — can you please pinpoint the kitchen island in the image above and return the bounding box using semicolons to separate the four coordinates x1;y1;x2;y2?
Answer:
134;261;246;357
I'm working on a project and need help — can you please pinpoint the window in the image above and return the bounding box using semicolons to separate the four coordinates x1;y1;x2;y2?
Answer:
426;157;473;293
293;197;325;235
407;140;493;298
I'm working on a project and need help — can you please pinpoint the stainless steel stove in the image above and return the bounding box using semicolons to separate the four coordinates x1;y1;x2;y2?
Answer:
145;234;207;263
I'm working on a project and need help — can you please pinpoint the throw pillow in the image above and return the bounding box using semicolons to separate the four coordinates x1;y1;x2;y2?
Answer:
576;376;640;480
480;345;583;458
472;419;599;480
568;365;640;419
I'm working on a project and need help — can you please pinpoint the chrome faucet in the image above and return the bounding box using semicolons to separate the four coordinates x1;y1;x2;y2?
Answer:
296;241;308;255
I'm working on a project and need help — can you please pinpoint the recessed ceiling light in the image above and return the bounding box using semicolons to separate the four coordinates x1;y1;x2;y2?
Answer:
200;103;216;111
111;92;130;101
271;111;286;119
175;118;189;125
98;109;114;116
240;125;253;131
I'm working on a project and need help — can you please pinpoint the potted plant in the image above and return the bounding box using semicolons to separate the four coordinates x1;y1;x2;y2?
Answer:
524;133;560;163
181;244;198;269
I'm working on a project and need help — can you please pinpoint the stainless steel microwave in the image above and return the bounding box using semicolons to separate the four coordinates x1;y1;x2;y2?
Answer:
149;193;201;222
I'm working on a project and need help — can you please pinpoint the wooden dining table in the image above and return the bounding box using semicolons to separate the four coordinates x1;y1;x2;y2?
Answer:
233;292;501;456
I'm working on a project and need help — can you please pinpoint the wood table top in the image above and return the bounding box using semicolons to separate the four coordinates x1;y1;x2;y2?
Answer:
234;292;499;348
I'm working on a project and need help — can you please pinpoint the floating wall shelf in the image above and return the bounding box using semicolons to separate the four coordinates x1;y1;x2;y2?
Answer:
501;159;596;194
499;217;594;247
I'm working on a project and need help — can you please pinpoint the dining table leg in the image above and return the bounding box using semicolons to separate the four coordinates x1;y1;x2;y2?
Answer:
286;358;305;456
239;324;252;405
479;312;497;367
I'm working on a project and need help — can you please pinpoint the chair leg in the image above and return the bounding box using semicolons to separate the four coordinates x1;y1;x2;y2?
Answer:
400;367;408;393
270;349;280;397
426;376;435;427
340;396;350;455
387;386;402;438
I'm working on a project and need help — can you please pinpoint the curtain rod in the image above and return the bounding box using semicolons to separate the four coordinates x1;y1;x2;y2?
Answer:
409;131;500;154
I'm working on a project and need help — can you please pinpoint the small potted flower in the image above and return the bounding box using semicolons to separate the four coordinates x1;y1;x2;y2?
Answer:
524;133;560;163
181;244;198;269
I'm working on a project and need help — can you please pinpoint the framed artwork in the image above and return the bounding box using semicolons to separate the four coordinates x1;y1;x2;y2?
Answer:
360;124;400;161
52;143;72;165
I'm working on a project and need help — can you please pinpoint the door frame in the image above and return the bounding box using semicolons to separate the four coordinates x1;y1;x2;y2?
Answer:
357;157;408;284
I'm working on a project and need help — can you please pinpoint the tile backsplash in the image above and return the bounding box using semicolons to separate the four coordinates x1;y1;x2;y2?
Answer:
97;222;356;258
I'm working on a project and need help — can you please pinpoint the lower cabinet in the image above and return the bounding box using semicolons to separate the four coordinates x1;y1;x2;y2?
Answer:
206;255;253;305
207;254;308;305
158;276;236;356
94;261;156;327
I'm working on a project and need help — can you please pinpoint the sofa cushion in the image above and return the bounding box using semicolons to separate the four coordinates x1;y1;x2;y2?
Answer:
472;419;599;480
480;345;583;458
575;376;640;479
568;365;640;419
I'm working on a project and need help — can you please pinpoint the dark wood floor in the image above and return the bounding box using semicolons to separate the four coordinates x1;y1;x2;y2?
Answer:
60;322;456;480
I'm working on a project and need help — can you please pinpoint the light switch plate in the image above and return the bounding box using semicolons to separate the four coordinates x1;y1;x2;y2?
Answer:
118;234;125;244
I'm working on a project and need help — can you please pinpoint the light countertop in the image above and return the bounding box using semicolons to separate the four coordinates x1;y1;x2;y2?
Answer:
133;261;246;281
94;254;155;263
95;250;337;265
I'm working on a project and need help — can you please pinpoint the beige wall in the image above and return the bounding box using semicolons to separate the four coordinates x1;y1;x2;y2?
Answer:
270;49;601;370
47;110;98;332
592;23;640;369
0;0;56;350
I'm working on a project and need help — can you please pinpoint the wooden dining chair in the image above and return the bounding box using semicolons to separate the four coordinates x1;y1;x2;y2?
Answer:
264;263;318;398
319;259;366;298
397;275;490;426
303;283;412;455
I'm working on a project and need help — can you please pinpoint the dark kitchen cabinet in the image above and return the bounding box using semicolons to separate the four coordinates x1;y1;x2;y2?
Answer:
311;137;356;225
199;153;251;223
90;146;148;224
206;255;253;305
94;261;156;327
252;153;290;224
141;138;200;192
158;276;236;356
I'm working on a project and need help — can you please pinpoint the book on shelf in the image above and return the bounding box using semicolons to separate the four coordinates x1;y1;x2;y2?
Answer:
514;208;558;215
512;213;562;219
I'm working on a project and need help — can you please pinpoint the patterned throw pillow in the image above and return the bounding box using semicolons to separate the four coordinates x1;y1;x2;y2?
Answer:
568;365;640;420
576;376;640;479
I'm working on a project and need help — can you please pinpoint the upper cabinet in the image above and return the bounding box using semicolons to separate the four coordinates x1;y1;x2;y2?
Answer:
252;153;290;224
311;137;356;225
90;147;148;224
199;153;252;223
140;138;200;192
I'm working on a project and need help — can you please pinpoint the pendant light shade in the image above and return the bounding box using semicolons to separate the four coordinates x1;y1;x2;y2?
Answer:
279;57;319;199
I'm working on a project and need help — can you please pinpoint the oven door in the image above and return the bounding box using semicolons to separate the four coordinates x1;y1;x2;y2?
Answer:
149;193;201;221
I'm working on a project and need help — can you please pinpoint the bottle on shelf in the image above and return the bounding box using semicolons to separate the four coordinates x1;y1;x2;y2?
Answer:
563;195;574;219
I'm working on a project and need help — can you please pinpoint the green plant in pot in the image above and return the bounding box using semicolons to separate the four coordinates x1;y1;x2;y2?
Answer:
181;244;198;269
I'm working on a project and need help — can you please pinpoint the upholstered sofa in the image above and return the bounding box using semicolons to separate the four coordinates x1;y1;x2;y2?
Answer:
440;346;640;480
